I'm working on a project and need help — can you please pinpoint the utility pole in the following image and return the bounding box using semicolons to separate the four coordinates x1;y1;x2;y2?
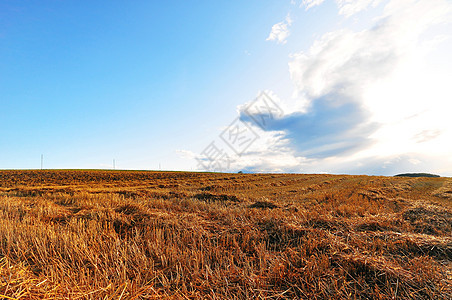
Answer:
41;154;43;170
113;159;116;170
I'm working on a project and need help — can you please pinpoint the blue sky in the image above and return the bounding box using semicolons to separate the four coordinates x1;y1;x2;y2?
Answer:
1;1;451;175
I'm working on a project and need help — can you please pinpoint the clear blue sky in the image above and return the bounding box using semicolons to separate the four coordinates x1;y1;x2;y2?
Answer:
1;1;451;175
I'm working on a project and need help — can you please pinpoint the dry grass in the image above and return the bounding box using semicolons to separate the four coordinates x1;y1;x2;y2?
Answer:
0;170;450;299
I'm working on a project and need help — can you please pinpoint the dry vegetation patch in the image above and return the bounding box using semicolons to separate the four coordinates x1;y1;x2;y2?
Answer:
0;170;450;299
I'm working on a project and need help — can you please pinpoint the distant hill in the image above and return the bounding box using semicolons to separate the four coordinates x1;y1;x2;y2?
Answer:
395;173;440;178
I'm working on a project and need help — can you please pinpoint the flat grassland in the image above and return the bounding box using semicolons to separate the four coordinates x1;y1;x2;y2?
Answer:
0;170;450;299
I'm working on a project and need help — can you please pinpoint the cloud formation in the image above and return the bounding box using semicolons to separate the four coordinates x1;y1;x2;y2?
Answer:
240;93;377;158
301;0;326;10
336;0;382;17
238;0;452;175
302;0;383;17
266;15;293;44
189;0;452;175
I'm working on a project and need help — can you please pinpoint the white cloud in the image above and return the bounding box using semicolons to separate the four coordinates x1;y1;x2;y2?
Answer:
336;0;383;17
175;149;196;160
302;0;326;10
288;27;399;99
231;129;306;173
303;0;383;17
266;14;293;44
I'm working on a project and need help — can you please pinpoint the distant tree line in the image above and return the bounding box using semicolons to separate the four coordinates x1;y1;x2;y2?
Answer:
394;173;440;178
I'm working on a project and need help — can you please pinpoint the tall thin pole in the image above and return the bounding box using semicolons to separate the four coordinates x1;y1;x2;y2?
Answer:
113;159;116;170
41;154;43;170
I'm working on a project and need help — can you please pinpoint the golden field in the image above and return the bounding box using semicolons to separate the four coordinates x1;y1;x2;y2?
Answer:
0;170;450;299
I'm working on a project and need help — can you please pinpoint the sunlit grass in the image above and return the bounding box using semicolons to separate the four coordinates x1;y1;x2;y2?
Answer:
0;170;450;299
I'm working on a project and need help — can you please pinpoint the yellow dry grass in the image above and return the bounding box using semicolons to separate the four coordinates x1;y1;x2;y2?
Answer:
0;170;450;299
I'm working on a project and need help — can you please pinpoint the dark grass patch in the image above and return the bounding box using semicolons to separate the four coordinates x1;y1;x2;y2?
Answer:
249;201;278;209
194;192;240;203
403;207;452;235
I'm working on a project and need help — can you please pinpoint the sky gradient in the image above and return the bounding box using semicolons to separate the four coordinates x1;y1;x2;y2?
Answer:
1;0;451;176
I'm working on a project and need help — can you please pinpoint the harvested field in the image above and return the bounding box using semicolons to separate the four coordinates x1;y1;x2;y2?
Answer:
0;170;450;299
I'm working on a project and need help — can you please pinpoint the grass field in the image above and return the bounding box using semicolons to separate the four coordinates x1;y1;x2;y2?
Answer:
0;170;450;299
